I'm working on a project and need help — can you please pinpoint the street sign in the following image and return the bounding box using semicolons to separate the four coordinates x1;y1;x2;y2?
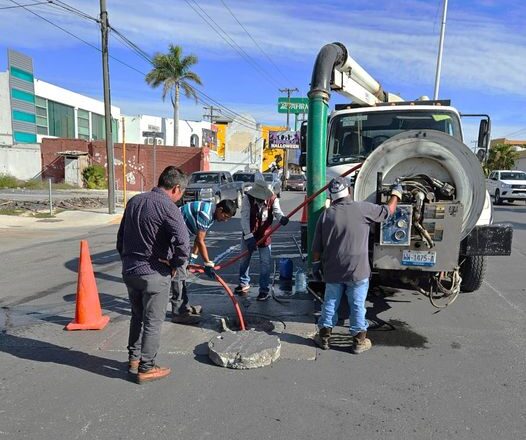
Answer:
278;97;309;114
269;130;300;149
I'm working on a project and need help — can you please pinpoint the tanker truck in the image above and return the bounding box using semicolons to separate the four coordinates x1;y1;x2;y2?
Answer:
303;42;512;305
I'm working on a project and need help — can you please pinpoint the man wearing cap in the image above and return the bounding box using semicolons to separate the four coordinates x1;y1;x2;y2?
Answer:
235;180;290;301
311;177;402;354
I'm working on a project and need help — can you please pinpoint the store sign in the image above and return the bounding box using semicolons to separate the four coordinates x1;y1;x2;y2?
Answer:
269;130;300;149
278;97;309;114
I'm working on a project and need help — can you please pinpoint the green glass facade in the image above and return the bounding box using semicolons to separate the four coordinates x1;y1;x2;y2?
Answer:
48;100;74;138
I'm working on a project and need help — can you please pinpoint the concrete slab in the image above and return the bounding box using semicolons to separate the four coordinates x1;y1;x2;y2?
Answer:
208;330;281;369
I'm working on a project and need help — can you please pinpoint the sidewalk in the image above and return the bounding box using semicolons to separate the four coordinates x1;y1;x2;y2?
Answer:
0;208;123;230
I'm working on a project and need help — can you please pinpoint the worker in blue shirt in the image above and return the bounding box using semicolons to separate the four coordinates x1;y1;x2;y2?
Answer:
171;199;237;324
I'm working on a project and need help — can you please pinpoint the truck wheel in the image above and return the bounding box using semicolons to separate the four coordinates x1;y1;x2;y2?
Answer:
236;191;242;208
460;255;486;292
494;190;503;205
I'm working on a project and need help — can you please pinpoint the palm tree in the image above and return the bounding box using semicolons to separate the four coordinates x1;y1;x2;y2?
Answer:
145;44;202;146
484;143;519;176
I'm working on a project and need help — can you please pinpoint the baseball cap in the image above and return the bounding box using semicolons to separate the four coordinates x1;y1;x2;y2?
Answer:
328;177;350;201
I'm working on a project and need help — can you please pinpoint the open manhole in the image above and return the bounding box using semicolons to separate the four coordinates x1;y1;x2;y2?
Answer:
218;314;285;333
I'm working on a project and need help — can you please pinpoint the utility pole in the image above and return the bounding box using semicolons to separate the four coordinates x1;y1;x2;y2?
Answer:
279;87;298;180
433;0;448;100
100;0;115;214
279;87;299;130
203;105;219;123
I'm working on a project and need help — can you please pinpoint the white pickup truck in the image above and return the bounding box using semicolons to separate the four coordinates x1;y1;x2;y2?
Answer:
486;170;526;205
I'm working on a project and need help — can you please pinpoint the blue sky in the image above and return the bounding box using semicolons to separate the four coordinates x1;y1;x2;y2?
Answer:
1;0;525;146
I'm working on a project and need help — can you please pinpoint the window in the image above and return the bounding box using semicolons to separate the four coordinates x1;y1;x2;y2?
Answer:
35;96;48;135
190;134;199;147
91;113;105;140
327;110;462;166
77;109;90;140
112;118;118;143
48;100;74;138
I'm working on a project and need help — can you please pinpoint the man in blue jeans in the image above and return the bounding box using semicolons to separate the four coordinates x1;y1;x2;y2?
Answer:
235;180;289;301
117;166;190;383
311;177;401;354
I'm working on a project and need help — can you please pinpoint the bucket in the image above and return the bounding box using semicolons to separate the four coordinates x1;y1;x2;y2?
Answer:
279;258;293;280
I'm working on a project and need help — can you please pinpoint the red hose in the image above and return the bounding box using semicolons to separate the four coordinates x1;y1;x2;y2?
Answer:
188;265;246;331
191;163;363;331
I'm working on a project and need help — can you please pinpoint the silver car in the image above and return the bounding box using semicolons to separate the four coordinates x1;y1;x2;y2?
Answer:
263;172;282;198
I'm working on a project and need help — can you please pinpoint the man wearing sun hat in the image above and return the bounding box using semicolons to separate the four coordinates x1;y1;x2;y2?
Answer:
235;180;290;301
311;176;401;354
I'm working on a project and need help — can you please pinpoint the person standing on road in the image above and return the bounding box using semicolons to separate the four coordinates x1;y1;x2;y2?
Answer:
117;166;190;384
235;180;290;301
170;199;237;325
311;177;401;354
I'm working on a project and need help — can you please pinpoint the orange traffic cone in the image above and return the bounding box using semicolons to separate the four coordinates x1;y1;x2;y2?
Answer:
300;196;308;224
65;240;110;331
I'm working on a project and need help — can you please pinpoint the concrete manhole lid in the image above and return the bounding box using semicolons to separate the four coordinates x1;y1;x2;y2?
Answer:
208;330;281;369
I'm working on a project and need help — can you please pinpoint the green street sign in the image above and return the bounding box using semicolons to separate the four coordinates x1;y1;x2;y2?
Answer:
278;97;309;114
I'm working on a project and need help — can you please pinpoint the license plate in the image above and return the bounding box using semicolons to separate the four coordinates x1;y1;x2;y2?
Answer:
402;250;436;267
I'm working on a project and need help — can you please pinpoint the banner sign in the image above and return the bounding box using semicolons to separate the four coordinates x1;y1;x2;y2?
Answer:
269;130;300;149
278;97;309;114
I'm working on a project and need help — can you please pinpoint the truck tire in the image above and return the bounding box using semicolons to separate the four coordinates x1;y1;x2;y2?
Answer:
460;255;486;292
494;189;503;205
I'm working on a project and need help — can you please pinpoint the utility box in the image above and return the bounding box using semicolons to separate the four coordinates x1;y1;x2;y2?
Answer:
373;202;464;272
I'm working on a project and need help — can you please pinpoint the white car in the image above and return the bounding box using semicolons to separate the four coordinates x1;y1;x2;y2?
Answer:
486;170;526;205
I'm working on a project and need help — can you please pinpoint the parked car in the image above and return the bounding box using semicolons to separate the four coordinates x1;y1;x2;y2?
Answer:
486;170;526;205
232;171;265;195
181;171;242;207
262;172;282;197
284;174;306;191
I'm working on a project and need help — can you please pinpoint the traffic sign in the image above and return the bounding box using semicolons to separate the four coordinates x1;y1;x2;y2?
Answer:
278;97;309;114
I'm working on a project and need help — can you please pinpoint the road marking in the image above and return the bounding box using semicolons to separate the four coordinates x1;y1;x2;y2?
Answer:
483;280;524;314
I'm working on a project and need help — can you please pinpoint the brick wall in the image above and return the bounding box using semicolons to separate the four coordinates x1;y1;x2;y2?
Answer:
41;138;206;189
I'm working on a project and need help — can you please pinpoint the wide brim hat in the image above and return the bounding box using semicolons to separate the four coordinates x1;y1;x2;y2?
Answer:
247;180;274;200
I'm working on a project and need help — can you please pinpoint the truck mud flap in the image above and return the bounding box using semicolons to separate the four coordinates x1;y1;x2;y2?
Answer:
460;224;513;256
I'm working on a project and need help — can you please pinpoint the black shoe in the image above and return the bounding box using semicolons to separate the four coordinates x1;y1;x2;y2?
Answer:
234;285;250;297
171;313;201;325
256;291;271;301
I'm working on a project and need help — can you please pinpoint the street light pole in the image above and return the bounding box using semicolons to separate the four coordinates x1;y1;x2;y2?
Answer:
433;0;448;100
100;0;115;214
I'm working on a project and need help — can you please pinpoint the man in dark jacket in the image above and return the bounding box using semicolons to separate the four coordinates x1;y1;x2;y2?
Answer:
117;166;190;384
235;180;289;301
311;177;401;354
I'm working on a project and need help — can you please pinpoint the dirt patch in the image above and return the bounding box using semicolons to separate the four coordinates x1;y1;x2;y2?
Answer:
0;198;107;215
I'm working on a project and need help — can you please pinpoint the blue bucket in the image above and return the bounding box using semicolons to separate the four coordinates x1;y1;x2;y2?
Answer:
279;258;293;280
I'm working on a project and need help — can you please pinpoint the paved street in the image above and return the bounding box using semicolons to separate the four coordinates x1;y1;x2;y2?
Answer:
0;192;525;440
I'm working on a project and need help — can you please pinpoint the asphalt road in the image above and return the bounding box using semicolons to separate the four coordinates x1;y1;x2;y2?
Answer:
0;192;525;440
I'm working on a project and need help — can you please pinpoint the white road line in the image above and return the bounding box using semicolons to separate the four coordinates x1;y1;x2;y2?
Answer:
483;280;524;314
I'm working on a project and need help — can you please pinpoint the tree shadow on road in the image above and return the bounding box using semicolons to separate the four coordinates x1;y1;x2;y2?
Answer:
0;332;132;381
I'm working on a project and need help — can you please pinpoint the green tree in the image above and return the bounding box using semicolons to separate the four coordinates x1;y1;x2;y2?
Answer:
145;44;202;147
484;143;519;175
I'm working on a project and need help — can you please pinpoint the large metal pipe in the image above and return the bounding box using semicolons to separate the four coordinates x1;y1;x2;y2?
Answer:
306;43;347;262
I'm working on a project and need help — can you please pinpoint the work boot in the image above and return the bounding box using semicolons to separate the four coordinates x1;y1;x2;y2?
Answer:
313;327;332;350
351;331;372;354
256;290;271;301
171;313;201;325
136;365;171;384
128;359;140;375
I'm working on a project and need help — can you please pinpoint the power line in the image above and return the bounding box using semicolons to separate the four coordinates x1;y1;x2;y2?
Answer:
219;0;295;87
184;0;280;89
10;0;259;130
9;0;146;75
0;1;51;10
48;0;98;22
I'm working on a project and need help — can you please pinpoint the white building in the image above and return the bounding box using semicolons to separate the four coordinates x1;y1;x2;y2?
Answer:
1;49;120;147
121;114;214;148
